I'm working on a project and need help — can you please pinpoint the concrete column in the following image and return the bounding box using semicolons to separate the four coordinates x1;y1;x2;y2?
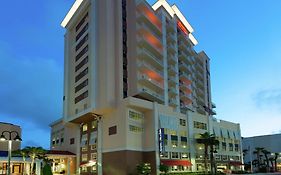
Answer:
153;103;160;175
97;117;103;175
52;162;55;172
25;163;30;175
67;158;70;175
35;161;41;175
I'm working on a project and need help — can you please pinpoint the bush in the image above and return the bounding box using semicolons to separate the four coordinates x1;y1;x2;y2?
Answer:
42;164;53;175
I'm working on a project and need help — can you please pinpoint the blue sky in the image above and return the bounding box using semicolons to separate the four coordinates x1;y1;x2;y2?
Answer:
0;0;281;149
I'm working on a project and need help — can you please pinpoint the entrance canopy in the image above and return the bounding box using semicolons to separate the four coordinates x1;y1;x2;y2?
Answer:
161;160;192;166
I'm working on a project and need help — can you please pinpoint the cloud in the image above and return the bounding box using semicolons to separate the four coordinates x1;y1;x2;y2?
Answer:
253;88;281;111
0;44;63;132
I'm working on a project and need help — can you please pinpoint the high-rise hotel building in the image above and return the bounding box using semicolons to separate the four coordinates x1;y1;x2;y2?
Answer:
50;0;243;174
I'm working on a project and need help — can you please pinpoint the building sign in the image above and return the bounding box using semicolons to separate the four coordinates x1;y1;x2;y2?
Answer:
177;21;188;36
158;128;165;153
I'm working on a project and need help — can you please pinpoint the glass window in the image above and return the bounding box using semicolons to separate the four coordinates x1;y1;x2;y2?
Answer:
109;126;117;135
82;124;88;132
129;125;143;133
89;131;97;145
180;119;186;126
92;121;98;129
80;134;88;147
129;110;144;121
91;153;97;160
81;154;88;162
171;152;179;159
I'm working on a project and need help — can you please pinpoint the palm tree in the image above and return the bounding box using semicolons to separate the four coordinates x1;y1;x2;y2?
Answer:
274;153;279;172
269;157;274;171
253;147;264;171
196;132;219;174
25;146;47;174
12;148;29;175
262;149;270;172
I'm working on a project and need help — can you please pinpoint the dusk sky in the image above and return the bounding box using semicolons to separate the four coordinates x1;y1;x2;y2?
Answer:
0;0;281;149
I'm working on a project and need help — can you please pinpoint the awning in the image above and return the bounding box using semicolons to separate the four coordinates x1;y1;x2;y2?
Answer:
161;160;192;166
229;161;243;166
80;161;96;167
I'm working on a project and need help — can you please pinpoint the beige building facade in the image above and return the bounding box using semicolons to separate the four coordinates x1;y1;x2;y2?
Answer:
50;0;243;174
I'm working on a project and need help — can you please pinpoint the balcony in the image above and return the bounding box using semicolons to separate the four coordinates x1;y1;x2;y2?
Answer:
196;80;204;90
169;98;178;107
138;48;163;70
179;72;192;83
138;61;163;78
179;52;193;65
168;65;177;75
180;92;192;103
166;21;175;33
167;44;177;54
137;23;162;43
179;62;192;74
138;73;164;91
180;103;193;111
212;102;216;108
179;83;192;93
168;77;177;86
137;2;162;34
168;88;178;97
196;88;205;98
138;87;164;104
167;33;176;44
195;62;204;73
137;33;163;57
167;53;177;64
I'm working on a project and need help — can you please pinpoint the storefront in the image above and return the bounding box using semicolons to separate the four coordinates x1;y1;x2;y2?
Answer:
46;150;76;175
160;159;192;172
0;156;41;175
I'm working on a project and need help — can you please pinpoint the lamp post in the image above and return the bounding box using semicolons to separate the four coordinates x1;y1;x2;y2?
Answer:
0;130;22;175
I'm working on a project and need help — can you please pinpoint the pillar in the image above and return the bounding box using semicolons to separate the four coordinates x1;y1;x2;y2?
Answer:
35;161;41;175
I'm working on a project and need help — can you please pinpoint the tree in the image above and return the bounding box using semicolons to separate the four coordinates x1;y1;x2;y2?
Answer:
269;157;274;171
136;163;151;175
42;163;53;175
196;132;219;174
13;148;29;175
253;147;264;171
261;149;270;172
25;146;47;174
159;164;169;174
274;153;279;172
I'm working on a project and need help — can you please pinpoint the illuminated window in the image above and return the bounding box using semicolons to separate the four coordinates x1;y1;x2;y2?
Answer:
92;121;97;129
179;119;186;126
81;147;88;152
81;154;88;162
129;125;144;133
129;110;144;121
91;153;97;160
171;152;179;159
193;121;207;130
82;124;88;132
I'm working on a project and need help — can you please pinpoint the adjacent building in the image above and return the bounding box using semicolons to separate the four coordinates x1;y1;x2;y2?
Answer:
242;134;281;171
50;0;243;174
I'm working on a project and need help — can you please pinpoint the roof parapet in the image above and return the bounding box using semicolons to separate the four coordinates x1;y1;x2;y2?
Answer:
61;0;84;28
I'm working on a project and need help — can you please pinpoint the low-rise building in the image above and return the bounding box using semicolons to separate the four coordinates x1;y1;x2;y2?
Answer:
242;134;281;172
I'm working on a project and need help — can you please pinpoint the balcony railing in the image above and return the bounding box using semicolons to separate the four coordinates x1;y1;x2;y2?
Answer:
169;98;178;106
138;48;163;69
138;61;164;78
137;36;163;58
138;87;164;103
168;65;177;75
168;88;178;97
138;73;164;90
168;77;177;86
167;53;177;64
137;23;162;43
179;62;192;74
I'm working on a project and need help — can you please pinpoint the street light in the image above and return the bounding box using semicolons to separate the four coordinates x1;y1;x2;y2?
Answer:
0;130;22;175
